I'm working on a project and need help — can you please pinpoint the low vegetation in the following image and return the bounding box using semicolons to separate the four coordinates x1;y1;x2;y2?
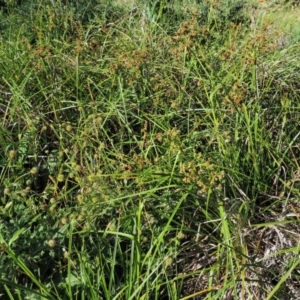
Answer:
0;0;300;299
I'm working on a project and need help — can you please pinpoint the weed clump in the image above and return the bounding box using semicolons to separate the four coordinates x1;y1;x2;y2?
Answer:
0;0;300;299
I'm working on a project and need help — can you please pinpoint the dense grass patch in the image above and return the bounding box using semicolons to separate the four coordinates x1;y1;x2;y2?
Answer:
0;0;300;299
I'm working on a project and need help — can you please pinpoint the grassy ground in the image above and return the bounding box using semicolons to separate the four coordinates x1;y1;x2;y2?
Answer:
0;0;300;299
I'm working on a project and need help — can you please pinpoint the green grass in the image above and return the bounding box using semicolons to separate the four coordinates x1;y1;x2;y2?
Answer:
0;0;300;299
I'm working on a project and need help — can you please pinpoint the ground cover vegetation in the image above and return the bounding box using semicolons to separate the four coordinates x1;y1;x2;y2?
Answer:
0;0;300;299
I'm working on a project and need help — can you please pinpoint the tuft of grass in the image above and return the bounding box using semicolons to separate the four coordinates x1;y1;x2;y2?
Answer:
0;0;300;299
